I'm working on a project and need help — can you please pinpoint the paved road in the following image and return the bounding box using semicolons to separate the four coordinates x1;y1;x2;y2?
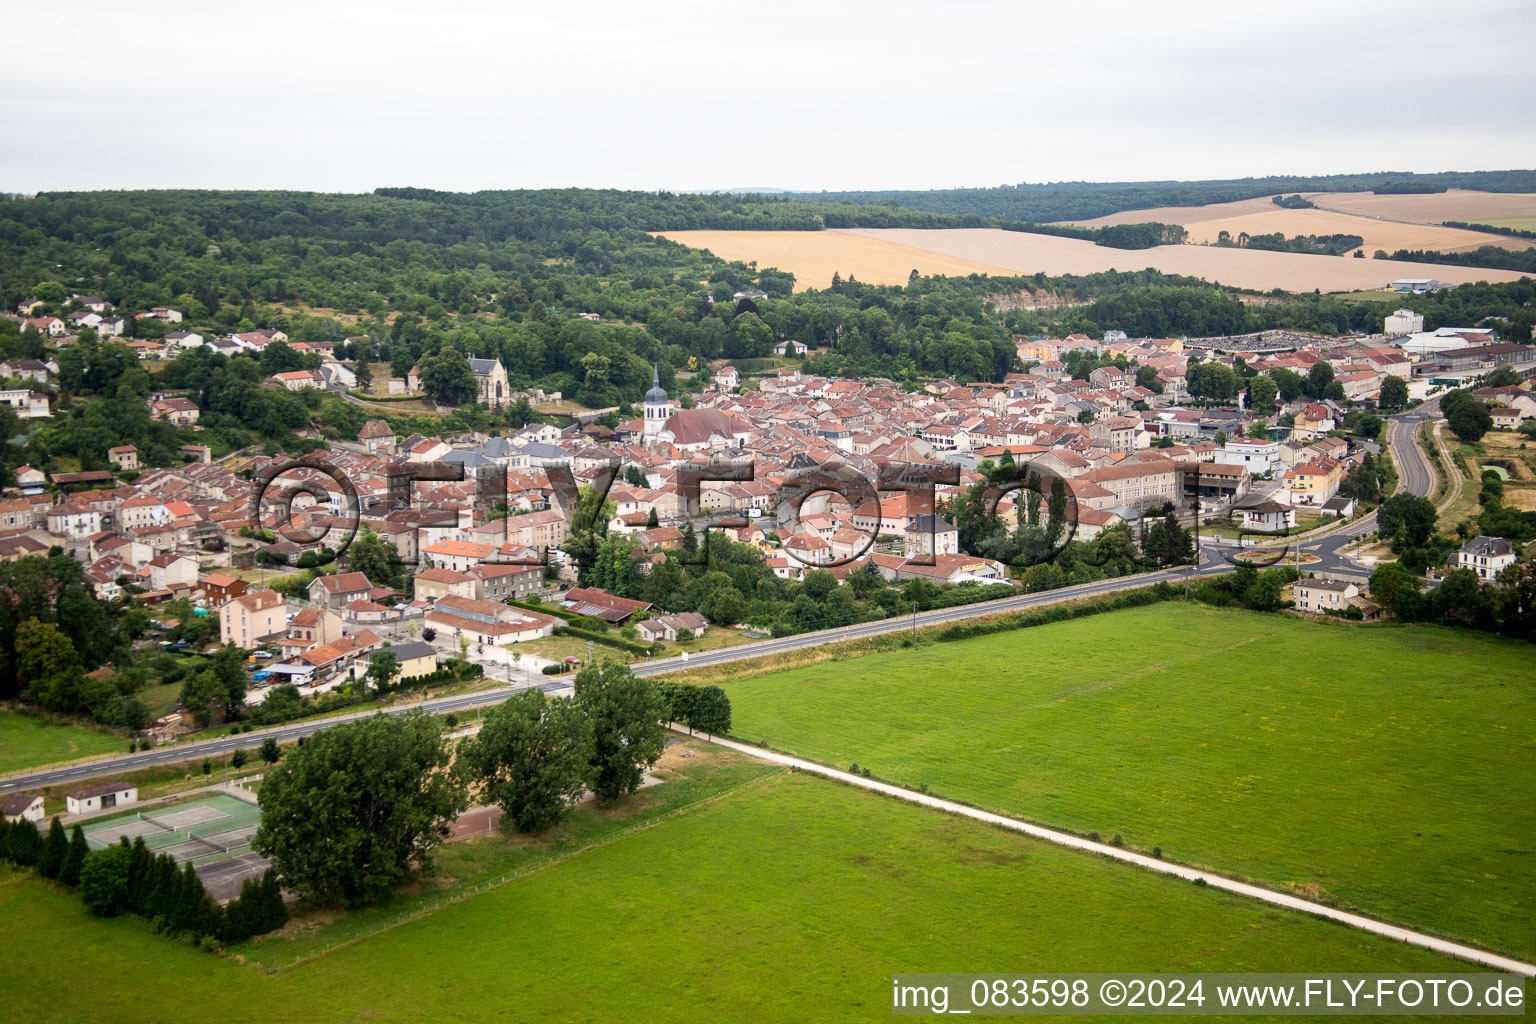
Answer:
1208;396;1444;580
1;403;1445;795
692;731;1536;976
0;560;1227;794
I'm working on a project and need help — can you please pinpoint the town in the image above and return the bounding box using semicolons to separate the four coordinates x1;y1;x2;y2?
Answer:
3;4;1536;1012
5;274;1533;912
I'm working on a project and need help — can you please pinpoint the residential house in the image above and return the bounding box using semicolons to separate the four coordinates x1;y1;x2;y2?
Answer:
1239;500;1295;533
219;589;288;648
270;370;322;391
307;571;373;608
150;397;200;425
1456;535;1517;581
199;573;248;605
903;513;960;559
420;539;496;573
634;612;709;643
1293;578;1359;614
1;793;45;823
354;641;439;683
412;566;478;602
1281;459;1343;507
469;562;544;603
0;389;50;419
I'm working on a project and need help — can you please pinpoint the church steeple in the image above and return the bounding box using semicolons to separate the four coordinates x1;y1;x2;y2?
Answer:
643;363;669;440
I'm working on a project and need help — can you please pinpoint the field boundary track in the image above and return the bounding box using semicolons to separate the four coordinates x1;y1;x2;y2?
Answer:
686;731;1536;977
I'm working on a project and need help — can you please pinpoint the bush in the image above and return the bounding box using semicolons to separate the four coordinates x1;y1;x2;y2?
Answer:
542;664;564;675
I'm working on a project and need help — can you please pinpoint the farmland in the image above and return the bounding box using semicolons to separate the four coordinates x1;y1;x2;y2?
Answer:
659;226;1535;296
720;602;1536;960
1062;194;1530;254
655;229;1012;290
0;711;125;776
841;228;1535;293
1307;189;1536;228
0;768;1470;1024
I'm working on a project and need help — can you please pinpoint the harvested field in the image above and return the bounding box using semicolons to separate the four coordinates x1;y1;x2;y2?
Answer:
836;228;1534;293
1307;189;1536;228
654;230;1013;291
1063;194;1528;254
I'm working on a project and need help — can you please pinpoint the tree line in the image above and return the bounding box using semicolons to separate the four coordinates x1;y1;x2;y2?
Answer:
253;666;729;907
780;170;1536;224
0;813;286;948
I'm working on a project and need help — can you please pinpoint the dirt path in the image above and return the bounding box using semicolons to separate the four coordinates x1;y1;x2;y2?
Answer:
683;729;1536;977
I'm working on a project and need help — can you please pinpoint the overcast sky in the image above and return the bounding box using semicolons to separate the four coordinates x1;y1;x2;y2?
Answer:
5;0;1534;195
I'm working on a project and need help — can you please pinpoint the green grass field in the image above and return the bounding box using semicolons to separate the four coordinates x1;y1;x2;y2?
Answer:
722;603;1536;960
0;711;124;776
1472;216;1536;233
0;772;1467;1023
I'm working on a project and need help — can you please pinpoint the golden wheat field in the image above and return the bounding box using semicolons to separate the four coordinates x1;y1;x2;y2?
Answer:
1063;194;1529;253
661;227;1532;295
656;230;1012;290
1307;189;1536;229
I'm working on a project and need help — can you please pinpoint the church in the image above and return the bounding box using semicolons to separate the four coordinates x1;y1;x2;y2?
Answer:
641;367;752;452
469;357;509;408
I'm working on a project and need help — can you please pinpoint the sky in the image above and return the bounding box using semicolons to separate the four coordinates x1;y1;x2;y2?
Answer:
4;0;1534;195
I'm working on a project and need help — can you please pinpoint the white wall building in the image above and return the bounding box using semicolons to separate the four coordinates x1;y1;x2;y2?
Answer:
1383;309;1424;340
1212;438;1280;476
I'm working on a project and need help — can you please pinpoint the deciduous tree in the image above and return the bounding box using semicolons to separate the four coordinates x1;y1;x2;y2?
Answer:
460;689;593;833
253;711;466;905
573;660;666;802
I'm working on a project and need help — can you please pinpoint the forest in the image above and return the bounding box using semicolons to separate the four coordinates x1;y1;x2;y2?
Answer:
1;187;1532;475
782;169;1536;223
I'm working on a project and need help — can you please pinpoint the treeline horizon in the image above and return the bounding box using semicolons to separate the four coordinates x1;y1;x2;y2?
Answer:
779;169;1536;223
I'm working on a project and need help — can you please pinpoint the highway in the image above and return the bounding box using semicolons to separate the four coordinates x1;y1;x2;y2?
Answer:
0;402;1444;795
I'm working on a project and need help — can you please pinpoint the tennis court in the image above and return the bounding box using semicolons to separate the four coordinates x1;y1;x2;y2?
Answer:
83;795;262;866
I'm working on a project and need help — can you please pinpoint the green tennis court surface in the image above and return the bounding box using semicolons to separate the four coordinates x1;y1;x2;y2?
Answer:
83;795;261;866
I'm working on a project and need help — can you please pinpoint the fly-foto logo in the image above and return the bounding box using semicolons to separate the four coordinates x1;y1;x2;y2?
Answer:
250;454;1289;574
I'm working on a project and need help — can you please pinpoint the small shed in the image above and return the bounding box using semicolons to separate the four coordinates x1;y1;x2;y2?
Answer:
65;781;138;816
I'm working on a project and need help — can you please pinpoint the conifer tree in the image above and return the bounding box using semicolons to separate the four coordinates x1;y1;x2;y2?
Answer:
59;824;88;886
37;818;67;879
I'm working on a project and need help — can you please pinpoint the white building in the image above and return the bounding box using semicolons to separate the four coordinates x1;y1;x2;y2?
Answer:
1383;309;1424;340
2;793;45;823
1212;437;1280;476
0;389;50;419
66;781;138;815
642;365;671;442
1456;535;1517;581
1240;500;1296;533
